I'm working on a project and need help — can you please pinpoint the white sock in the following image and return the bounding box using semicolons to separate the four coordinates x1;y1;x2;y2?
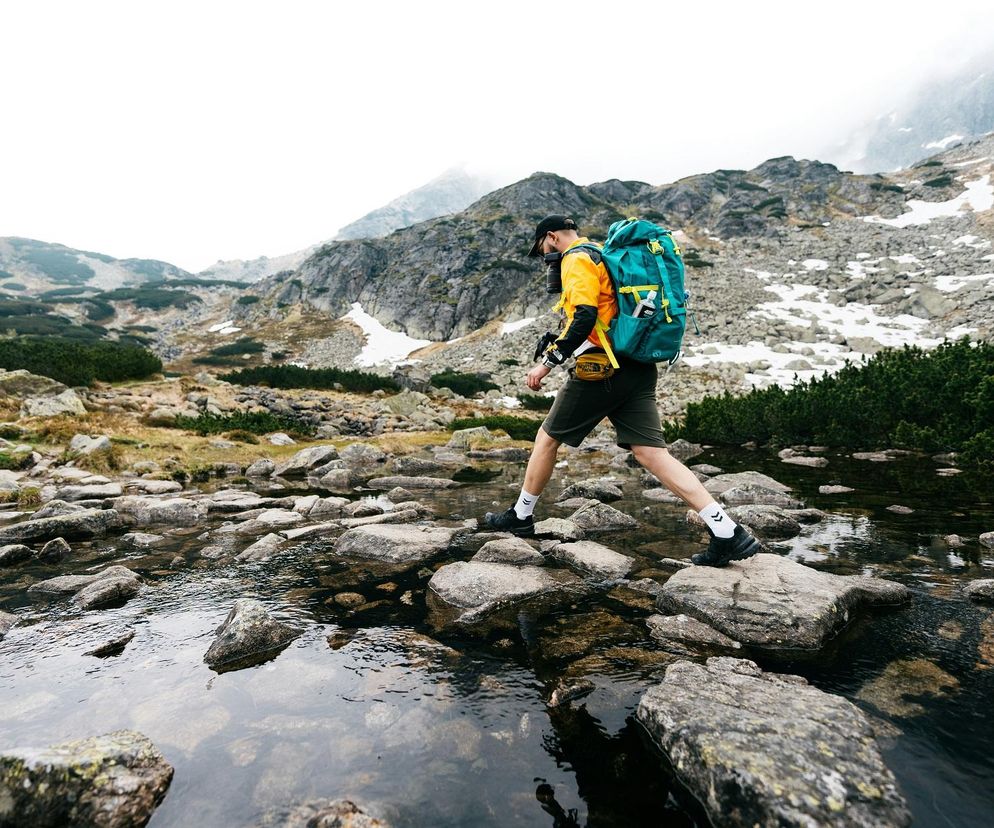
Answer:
699;501;736;538
514;489;539;519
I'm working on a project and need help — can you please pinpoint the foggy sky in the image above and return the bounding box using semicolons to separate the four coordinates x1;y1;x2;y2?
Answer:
2;0;992;272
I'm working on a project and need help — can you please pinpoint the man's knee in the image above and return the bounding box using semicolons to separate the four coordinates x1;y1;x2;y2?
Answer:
631;444;668;464
533;428;562;455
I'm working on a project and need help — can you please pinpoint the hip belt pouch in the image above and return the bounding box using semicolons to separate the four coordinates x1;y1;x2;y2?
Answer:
574;352;615;381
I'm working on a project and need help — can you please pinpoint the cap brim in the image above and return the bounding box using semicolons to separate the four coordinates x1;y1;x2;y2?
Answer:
528;239;542;258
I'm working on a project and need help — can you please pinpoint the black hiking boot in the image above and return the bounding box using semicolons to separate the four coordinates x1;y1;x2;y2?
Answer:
483;507;535;537
691;525;761;567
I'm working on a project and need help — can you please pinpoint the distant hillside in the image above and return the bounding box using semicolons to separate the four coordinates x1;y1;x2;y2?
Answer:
0;237;190;294
828;56;994;173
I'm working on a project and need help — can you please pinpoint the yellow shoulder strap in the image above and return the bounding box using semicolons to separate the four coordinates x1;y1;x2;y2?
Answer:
595;320;620;369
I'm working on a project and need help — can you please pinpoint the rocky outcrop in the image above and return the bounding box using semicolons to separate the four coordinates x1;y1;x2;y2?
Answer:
0;729;174;828
637;658;910;827
657;553;909;651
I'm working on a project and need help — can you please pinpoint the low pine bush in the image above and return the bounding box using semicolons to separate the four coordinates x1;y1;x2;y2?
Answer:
668;338;994;468
449;415;541;441
220;364;398;393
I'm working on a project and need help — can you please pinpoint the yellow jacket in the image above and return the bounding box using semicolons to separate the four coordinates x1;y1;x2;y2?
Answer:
554;238;618;353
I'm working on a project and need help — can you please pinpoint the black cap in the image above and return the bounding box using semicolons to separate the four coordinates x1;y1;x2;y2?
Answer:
528;215;578;257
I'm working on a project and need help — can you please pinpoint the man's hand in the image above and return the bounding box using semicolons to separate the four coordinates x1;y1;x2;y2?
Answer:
526;364;551;391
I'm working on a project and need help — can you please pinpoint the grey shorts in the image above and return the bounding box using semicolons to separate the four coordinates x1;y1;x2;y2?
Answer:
541;357;666;449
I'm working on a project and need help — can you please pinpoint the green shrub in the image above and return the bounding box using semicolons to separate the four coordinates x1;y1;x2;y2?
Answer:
923;175;953;188
236;295;261;305
430;370;499;396
0;451;32;470
498;358;520;366
219;364;398;393
449;414;541;441
96;287;200;310
209;337;265;357
0;337;162;385
171;411;315;437
669;338;994;468
518;393;554;411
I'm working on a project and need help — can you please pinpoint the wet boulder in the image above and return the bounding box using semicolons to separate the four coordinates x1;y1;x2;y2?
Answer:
203;598;301;672
568;501;638;532
533;518;585;541
0;543;32;567
37;537;71;562
427;560;584;626
245;458;276;477
279;799;390;828
472;536;545;565
719;483;803;508
366;475;458;490
646;613;743;656
657;553;909;651
726;504;802;538
0;610;17;640
74;570;143;610
704;471;792;496
27;564;141;598
556;479;623;503
235;533;287;562
637;658;910;828
550;540;633;580
963;579;994;603
112;496;208;527
0;729;174;828
0;508;124;544
53;482;124;502
335;523;464;564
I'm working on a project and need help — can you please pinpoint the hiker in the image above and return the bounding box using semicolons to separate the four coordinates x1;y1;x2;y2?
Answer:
483;215;760;567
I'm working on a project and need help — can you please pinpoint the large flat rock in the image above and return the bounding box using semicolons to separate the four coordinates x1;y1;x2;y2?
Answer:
0;508;124;544
637;657;910;828
551;540;633;580
657;553;909;651
427;560;583;625
334;523;464;563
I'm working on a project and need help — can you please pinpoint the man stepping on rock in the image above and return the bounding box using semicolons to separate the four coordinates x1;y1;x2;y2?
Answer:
483;215;760;567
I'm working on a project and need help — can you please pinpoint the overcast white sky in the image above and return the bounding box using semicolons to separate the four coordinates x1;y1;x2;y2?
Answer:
2;0;993;272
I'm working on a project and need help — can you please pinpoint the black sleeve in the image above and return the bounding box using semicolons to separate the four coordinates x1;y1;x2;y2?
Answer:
552;304;598;359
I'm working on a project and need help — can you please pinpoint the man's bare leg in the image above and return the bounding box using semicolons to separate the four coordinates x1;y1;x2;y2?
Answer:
629;444;761;565
629;445;713;511
483;427;561;535
522;427;562;496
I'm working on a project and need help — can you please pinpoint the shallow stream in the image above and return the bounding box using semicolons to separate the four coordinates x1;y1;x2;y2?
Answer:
2;447;993;827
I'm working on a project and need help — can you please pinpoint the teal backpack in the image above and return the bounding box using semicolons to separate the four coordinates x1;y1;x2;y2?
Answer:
568;218;697;365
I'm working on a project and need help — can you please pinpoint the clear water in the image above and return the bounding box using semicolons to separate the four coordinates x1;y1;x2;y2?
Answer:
1;447;992;827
